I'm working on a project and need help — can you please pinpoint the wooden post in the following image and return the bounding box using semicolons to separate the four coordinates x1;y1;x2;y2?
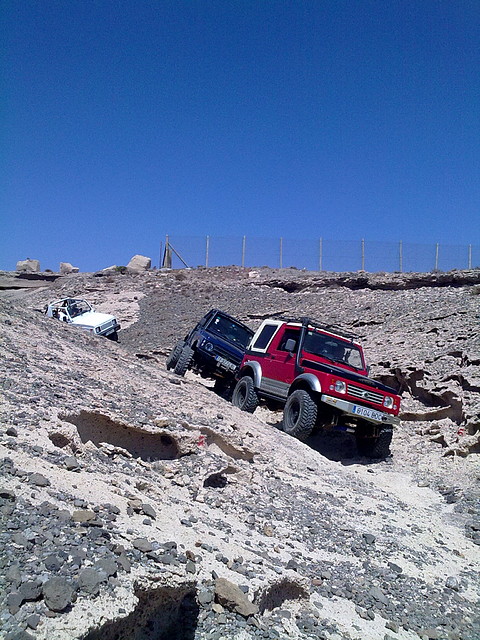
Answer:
279;237;283;269
163;235;172;268
399;240;403;273
468;244;472;269
319;238;323;271
205;235;210;268
435;243;439;271
241;235;246;267
361;238;365;271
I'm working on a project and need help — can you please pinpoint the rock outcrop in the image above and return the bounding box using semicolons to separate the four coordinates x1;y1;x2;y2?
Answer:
16;259;40;272
59;262;79;274
126;255;151;274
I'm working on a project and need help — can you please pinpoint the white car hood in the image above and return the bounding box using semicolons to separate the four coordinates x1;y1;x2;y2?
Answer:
70;311;116;329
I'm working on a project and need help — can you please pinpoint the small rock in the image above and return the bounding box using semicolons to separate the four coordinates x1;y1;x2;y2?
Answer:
186;560;196;574
78;568;103;595
72;510;96;523
141;503;156;519
127;498;143;512
19;580;42;601
419;629;443;639
44;554;63;571
355;605;372;620
64;457;80;471
198;589;214;605
94;558;118;577
26;614;41;630
117;553;131;573
5;564;21;586
369;586;389;605
7;591;24;614
445;576;460;591
385;620;399;633
42;577;75;612
12;533;29;547
29;473;50;487
132;538;153;553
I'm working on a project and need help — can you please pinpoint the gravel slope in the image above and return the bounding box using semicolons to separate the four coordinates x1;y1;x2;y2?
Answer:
0;267;478;640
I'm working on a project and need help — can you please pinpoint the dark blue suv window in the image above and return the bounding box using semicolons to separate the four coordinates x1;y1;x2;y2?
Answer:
207;314;252;348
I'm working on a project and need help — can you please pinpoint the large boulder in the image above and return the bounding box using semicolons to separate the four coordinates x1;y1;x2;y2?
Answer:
59;262;79;274
214;578;259;617
16;259;40;273
126;255;151;274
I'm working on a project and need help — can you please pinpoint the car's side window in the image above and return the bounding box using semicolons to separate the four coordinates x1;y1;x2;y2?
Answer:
252;324;278;350
278;329;300;352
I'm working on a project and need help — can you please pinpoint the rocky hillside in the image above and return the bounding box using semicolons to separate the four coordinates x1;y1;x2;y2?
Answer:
0;267;479;640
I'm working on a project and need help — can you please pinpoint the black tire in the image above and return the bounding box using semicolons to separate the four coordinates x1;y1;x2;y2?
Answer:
282;390;318;441
356;428;393;459
174;345;194;376
166;341;185;370
107;331;118;342
232;376;259;413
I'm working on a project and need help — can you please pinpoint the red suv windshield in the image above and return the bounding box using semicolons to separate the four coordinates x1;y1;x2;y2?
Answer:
303;330;364;370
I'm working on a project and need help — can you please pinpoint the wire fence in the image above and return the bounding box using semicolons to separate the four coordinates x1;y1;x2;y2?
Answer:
160;235;479;273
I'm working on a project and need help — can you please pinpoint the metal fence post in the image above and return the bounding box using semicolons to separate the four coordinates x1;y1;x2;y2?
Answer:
241;236;246;267
319;238;323;271
399;240;403;273
205;236;210;268
435;243;439;271
279;237;283;269
361;238;365;271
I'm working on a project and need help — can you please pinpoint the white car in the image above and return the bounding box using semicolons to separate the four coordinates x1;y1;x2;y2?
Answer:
44;297;120;340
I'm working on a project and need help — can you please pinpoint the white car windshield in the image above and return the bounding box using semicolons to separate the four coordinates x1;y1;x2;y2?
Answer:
64;299;92;317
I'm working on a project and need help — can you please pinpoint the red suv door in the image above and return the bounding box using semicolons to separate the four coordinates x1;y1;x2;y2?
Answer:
259;327;300;399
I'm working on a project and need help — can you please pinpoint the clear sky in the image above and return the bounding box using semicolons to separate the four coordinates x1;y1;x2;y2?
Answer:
2;1;479;271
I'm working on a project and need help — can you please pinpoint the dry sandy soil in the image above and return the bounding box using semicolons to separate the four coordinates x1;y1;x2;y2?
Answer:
0;267;479;640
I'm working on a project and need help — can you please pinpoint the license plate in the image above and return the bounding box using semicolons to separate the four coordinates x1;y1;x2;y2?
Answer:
352;405;385;422
216;356;236;371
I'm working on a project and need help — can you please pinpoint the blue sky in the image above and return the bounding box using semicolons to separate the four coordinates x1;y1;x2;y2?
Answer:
2;1;479;271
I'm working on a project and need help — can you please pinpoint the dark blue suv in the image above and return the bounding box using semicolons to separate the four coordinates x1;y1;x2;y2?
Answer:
166;309;254;393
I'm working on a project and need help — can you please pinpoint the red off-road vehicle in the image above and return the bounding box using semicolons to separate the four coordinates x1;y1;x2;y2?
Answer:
232;317;401;458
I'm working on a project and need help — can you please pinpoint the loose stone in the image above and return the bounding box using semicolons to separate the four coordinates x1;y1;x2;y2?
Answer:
42;577;75;612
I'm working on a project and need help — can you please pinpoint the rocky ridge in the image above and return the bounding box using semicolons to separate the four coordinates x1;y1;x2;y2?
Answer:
0;267;479;640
